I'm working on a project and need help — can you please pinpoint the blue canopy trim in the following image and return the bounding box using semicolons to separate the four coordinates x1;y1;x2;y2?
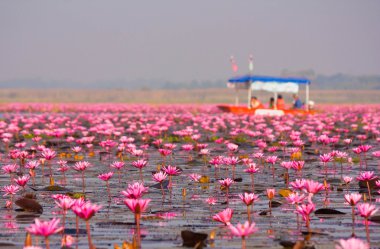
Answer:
228;75;311;85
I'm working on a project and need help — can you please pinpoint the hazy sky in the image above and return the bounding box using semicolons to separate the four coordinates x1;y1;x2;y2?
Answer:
1;0;380;84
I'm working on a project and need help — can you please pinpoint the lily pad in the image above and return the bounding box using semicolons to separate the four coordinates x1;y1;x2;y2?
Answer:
271;200;282;208
369;215;380;223
15;198;43;214
181;230;207;248
315;208;345;217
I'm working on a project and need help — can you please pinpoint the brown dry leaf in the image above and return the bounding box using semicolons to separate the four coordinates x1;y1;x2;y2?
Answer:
279;189;293;197
74;155;84;160
199;176;209;184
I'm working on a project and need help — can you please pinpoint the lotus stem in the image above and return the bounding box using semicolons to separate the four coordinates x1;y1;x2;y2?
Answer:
86;220;93;249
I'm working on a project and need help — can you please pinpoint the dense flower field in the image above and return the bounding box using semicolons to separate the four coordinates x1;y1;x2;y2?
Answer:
0;103;379;249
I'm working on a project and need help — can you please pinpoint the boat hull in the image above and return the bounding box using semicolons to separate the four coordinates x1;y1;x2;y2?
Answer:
217;105;317;115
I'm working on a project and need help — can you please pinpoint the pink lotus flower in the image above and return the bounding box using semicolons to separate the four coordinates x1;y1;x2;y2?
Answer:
14;175;30;188
72;201;102;221
158;148;172;157
357;171;377;202
25;161;39;170
123;198;151;214
122;182;148;199
227;143;238;152
212;208;233;226
152;171;168;183
280;161;293;170
356;171;377;181
98;172;114;181
296;203;315;228
41;149;56;160
239;192;259;206
132;159;148;169
2;185;20;196
289;179;306;191
205;197;217;205
244;163;259;174
181;144;194;151
335;237;369;249
357;203;378;219
71;146;82;153
229;221;258;237
73;161;91;172
343;176;353;184
358;145;372;153
110;161;125;170
319;153;333;163
26;218;63;237
285;192;306;205
55;196;75;211
303;179;324;195
344;193;362;206
229;221;258;249
2;164;18;174
162;165;181;176
219;178;234;188
189;173;202;182
265;156;278;165
352;147;362;155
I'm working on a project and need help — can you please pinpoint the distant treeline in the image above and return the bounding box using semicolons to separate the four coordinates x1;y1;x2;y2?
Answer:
1;74;380;90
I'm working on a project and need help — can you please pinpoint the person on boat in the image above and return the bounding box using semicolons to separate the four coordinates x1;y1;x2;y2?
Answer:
250;96;263;109
292;94;303;109
276;94;285;109
269;97;275;109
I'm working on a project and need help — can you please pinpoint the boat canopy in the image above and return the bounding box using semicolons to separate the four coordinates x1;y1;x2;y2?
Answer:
228;75;311;93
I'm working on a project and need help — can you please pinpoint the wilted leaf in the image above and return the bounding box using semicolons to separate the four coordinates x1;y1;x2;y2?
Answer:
279;189;293;197
199;176;209;184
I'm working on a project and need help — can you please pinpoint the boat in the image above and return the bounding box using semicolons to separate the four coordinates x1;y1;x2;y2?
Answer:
217;75;316;115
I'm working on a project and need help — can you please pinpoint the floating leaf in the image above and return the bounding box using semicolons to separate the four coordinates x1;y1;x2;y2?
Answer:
369;215;380;223
41;185;71;192
140;215;164;221
66;192;85;199
315;208;345;217
181;230;207;248
199;176;209;184
271;200;282;208
233;177;243;182
279;189;293;197
15;198;43;213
